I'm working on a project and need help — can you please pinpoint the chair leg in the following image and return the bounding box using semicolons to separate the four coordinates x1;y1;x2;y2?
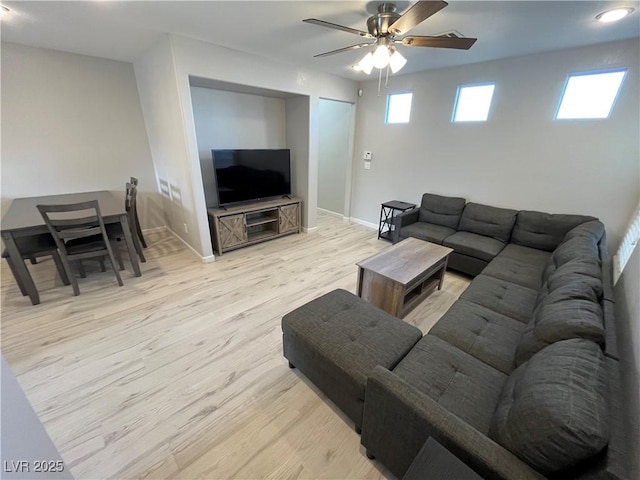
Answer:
99;258;106;272
51;251;71;285
29;256;38;265
5;257;29;296
76;261;86;278
105;240;124;287
131;230;146;263
60;255;80;296
134;211;147;248
111;241;125;271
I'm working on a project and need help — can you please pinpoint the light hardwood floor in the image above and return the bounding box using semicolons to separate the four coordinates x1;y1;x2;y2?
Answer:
1;212;470;480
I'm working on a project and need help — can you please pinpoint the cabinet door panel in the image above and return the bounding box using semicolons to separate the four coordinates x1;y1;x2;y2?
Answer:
218;214;247;249
279;204;299;234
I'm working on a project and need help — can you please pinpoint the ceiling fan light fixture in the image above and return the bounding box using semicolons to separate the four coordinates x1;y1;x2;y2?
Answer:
357;52;375;74
372;45;391;69
596;7;634;23
389;48;407;73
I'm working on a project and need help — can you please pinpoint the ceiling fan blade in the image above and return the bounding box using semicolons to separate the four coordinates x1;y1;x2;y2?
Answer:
303;18;373;38
314;43;372;58
401;35;477;50
388;1;448;35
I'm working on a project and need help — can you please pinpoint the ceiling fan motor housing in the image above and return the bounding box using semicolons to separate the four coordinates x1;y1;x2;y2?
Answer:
367;3;401;36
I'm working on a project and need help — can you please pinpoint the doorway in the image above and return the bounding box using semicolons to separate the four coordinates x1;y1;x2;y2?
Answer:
318;99;355;217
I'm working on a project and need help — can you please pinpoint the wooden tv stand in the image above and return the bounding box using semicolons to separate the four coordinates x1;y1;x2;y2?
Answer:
208;197;302;255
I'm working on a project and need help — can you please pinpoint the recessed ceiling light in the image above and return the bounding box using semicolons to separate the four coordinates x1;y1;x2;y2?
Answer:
596;7;634;23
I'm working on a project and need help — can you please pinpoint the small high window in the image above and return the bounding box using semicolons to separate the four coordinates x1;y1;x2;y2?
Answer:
555;69;626;120
452;83;495;122
385;92;413;124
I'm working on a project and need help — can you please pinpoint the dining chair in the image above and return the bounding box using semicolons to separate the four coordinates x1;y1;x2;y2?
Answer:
37;200;123;296
129;177;147;248
2;233;71;297
107;183;146;263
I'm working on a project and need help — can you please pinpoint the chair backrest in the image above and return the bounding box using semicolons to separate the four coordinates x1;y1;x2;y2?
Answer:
130;177;139;187
37;200;109;253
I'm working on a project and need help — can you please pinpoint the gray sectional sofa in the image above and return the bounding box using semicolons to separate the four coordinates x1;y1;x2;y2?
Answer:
282;193;629;480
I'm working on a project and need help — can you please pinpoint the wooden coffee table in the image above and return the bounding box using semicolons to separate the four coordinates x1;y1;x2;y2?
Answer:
356;238;453;318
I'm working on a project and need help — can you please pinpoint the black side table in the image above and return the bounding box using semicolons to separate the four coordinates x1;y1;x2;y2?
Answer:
378;200;417;242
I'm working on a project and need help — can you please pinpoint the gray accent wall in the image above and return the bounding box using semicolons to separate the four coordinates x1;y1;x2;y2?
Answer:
614;246;640;479
318;99;354;216
190;87;287;208
1;43;160;230
351;39;639;252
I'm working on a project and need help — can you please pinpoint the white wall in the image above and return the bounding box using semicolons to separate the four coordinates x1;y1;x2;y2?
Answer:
134;34;358;258
190;87;287;208
1;43;160;228
351;39;639;251
285;96;312;229
318;99;354;216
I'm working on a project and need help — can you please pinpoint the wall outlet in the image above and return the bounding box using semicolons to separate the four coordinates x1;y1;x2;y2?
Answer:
183;223;189;234
363;150;372;160
364;161;371;170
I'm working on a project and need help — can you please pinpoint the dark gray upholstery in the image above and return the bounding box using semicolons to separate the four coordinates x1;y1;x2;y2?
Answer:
511;211;597;252
443;231;506;262
516;283;605;365
393;335;507;434
481;256;545;289
282;289;422;429
400;222;455;244
497;243;552;266
281;195;622;480
429;299;526;374
458;203;518;243
490;339;609;476
460;274;538;324
418;193;467;229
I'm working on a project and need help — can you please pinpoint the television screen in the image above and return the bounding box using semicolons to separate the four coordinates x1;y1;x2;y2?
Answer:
212;149;291;206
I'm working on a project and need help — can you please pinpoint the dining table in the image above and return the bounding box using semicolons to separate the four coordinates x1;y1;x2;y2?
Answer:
1;190;141;305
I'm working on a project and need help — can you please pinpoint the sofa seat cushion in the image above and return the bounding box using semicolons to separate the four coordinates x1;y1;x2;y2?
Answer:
511;211;597;252
515;283;605;365
490;339;609;475
418;193;466;229
400;222;455;245
458;203;518;243
282;289;423;427
429;299;526;374
393;335;507;434
497;243;552;266
481;256;545;290
443;231;506;262
460;274;538;324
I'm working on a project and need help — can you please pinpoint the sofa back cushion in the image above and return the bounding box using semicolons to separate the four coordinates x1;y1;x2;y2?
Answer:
418;193;466;229
457;203;518;243
490;339;609;475
515;283;605;365
512;211;597;252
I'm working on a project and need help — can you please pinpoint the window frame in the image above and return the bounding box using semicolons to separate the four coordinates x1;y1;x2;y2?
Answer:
451;82;496;123
385;91;413;124
554;67;627;121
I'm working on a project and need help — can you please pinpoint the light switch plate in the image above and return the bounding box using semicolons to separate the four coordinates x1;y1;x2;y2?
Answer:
364;161;371;170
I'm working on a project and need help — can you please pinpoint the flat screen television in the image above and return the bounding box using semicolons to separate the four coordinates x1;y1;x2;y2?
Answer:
212;149;291;206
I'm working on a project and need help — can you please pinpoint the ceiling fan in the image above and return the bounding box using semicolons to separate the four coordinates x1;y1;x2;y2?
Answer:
303;0;477;74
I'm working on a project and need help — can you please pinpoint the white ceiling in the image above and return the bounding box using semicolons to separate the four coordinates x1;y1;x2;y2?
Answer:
2;1;639;80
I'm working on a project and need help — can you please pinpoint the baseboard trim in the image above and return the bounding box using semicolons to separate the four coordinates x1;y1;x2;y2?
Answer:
348;217;378;230
317;207;343;218
141;226;167;235
302;226;318;234
163;226;216;263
